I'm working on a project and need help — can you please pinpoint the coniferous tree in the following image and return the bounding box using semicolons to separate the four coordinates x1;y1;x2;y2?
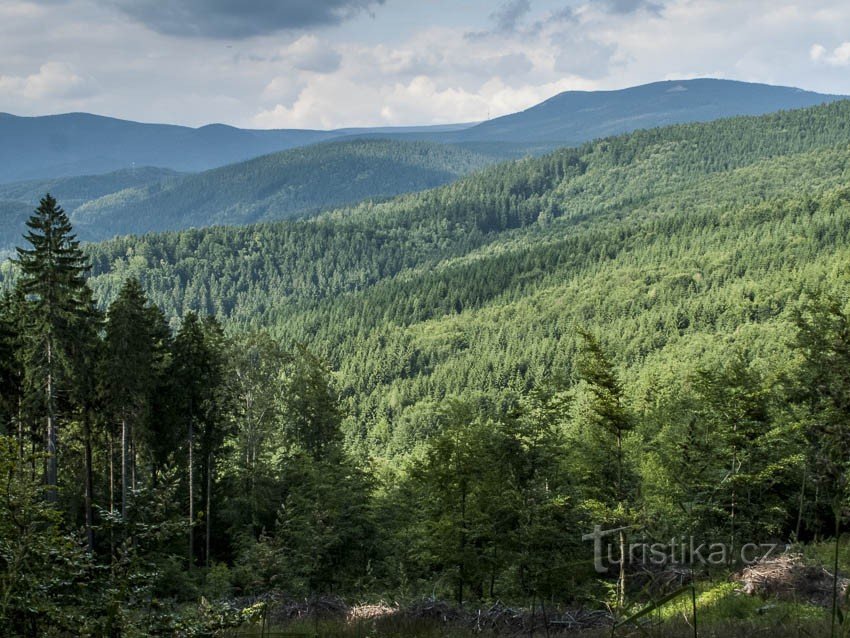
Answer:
13;194;90;502
100;278;167;519
793;294;850;635
169;312;227;568
574;329;633;610
0;290;24;440
67;285;102;551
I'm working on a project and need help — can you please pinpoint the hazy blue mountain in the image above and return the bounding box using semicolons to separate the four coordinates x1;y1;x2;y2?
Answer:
4;79;844;183
447;79;847;144
0;112;475;183
68;138;499;240
0;167;183;256
0;166;181;211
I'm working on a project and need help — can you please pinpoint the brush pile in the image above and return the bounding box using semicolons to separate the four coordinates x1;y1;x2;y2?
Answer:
734;553;848;607
267;594;348;623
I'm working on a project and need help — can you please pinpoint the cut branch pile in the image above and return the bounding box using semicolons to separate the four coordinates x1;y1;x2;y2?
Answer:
734;552;848;607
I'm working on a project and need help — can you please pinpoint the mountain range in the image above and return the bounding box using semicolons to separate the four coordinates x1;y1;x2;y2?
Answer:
2;79;843;184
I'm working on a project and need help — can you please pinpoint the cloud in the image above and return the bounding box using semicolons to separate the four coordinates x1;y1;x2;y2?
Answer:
106;0;384;39
252;73;580;130
0;61;96;100
4;0;850;129
601;0;664;14
281;35;342;73
491;0;531;33
552;35;618;79
810;42;850;66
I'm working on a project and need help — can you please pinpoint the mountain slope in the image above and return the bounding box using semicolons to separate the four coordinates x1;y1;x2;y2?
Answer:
0;166;181;212
0;167;182;255
450;79;846;144
70;139;499;240
0;112;475;183
4;79;845;184
60;99;850;457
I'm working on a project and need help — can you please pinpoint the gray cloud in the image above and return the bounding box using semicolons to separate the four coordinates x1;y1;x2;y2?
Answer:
106;0;385;39
601;0;664;15
552;33;617;79
491;0;531;32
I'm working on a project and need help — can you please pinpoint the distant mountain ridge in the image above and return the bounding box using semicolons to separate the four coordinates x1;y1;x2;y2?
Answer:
445;79;848;144
2;79;845;183
0;112;475;183
0;139;498;249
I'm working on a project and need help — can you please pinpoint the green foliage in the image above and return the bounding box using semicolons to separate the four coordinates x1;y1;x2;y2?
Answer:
71;139;499;240
7;97;850;632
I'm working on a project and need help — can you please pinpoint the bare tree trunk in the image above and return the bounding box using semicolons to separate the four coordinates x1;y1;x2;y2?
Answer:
206;450;213;568
616;431;626;610
46;339;58;503
108;431;114;514
618;529;626;610
83;413;95;553
831;507;841;638
796;464;808;541
121;417;127;518
131;435;137;494
188;419;194;570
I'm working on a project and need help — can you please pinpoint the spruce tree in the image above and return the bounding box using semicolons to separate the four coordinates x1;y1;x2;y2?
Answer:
170;312;227;568
101;278;167;519
13;194;90;502
0;291;24;439
574;329;633;610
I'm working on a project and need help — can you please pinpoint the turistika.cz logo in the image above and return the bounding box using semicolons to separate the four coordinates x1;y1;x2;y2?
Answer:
581;525;783;574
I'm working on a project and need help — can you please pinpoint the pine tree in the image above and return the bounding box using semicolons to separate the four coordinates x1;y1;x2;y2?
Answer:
13;194;90;502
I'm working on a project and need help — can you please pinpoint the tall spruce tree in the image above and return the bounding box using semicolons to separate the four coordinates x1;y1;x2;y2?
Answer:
170;312;227;568
792;294;850;636
0;291;24;440
101;278;168;519
574;329;633;610
13;194;90;502
67;285;102;551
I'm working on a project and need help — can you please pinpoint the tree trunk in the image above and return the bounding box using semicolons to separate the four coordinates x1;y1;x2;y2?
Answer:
45;339;57;503
121;417;127;518
206;450;213;568
108;430;114;514
831;506;841;638
796;464;808;541
188;419;194;570
83;413;95;553
618;529;626;610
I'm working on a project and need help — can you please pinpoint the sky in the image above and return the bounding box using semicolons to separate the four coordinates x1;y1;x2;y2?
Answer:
1;0;850;130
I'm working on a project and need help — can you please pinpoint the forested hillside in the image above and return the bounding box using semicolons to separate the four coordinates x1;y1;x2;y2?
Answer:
0;167;180;253
70;139;498;240
4;79;841;184
4;99;850;636
78;101;850;415
0;111;475;182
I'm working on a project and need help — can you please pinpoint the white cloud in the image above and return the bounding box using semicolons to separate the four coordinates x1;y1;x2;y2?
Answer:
2;0;850;128
281;35;342;73
811;42;850;67
0;61;96;101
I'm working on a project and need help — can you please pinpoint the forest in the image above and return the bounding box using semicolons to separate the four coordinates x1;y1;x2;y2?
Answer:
2;99;850;636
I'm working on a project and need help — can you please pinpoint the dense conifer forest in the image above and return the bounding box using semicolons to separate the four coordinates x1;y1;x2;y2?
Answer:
3;100;850;636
